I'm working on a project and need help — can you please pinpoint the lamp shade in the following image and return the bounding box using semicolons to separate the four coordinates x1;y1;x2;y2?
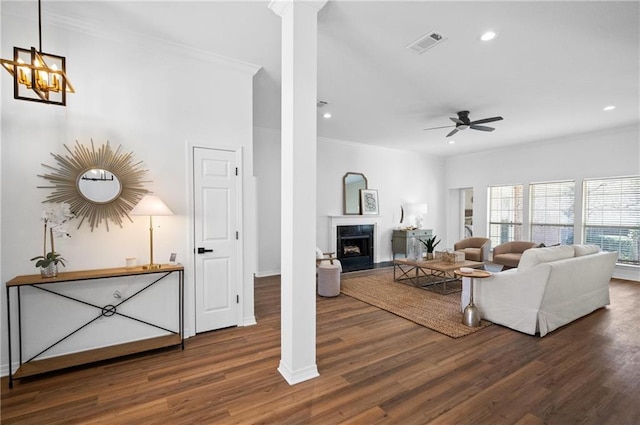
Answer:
130;195;173;216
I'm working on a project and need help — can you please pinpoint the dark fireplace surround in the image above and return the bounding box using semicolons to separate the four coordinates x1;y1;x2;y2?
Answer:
336;225;374;272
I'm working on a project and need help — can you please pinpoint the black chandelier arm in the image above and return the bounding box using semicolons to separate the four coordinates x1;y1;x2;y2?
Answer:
38;0;42;52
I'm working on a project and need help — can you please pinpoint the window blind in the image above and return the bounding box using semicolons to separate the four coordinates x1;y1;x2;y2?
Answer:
530;180;575;245
584;176;640;265
488;184;523;247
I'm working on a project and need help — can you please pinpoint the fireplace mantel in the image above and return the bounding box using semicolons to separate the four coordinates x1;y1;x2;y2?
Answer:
328;215;383;264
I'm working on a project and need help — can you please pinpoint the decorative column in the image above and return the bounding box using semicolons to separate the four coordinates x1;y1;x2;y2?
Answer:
269;0;327;385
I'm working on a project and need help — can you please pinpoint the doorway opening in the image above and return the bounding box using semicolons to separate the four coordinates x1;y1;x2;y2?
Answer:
461;188;473;239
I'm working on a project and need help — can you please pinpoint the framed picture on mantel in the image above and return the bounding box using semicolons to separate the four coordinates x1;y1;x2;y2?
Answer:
360;189;379;215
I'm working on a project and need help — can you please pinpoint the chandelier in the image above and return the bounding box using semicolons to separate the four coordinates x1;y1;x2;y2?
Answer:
0;0;74;106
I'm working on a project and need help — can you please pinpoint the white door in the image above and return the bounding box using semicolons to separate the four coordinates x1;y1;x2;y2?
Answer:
194;147;239;333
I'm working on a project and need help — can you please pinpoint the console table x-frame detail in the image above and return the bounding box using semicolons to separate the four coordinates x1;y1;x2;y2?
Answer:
5;265;184;388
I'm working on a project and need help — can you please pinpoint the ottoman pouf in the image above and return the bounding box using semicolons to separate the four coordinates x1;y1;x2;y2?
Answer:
317;263;341;297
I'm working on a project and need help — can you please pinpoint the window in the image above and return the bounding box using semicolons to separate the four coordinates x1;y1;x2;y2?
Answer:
488;184;524;247
530;181;575;245
584;176;640;265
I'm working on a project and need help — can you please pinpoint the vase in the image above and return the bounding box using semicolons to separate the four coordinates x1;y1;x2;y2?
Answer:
426;252;434;260
413;238;423;260
40;263;58;278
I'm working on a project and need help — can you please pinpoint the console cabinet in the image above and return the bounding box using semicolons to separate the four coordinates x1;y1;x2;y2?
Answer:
391;229;433;258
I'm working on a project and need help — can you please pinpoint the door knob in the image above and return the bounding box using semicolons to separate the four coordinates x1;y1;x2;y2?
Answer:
197;247;213;254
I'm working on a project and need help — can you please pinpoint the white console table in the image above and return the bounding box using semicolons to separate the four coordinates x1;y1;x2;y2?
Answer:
5;265;184;388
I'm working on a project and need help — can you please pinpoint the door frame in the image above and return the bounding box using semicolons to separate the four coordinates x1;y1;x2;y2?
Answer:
460;188;474;239
186;141;245;337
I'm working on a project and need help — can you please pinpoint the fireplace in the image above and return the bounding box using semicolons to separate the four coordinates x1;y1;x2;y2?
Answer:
337;225;374;272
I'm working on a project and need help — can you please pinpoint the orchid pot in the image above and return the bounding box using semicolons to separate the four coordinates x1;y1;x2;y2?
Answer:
31;203;74;278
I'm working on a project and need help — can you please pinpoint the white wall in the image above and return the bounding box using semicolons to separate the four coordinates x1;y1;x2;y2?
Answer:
444;124;640;280
255;124;639;279
254;129;447;276
1;5;258;376
254;128;282;276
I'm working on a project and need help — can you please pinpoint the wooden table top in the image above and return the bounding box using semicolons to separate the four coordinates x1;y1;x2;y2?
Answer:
454;269;492;278
6;264;184;287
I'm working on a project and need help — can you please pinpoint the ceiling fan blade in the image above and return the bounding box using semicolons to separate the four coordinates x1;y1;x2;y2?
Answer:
446;128;459;137
423;125;455;131
470;125;495;132
470;116;503;125
450;117;464;125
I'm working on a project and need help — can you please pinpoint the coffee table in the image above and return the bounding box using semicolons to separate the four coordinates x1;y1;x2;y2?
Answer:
393;258;484;291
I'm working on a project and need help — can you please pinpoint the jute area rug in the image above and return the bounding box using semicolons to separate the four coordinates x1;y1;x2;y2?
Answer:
340;268;492;338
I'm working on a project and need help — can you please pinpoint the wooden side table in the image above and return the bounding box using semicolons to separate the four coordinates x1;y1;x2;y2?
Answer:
454;269;491;327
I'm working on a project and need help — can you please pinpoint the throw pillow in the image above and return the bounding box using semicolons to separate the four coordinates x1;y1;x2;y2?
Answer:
573;244;601;257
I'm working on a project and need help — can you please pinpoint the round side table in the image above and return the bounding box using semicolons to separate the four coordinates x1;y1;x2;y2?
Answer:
454;269;492;327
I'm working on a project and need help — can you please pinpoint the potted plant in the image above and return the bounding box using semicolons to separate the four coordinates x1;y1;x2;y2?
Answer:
30;203;74;278
420;235;441;260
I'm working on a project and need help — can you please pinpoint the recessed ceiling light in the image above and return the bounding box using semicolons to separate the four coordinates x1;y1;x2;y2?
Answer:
603;105;616;111
323;112;332;119
480;31;497;41
448;140;456;145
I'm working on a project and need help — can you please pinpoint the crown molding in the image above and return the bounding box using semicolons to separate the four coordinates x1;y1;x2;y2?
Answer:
44;11;261;76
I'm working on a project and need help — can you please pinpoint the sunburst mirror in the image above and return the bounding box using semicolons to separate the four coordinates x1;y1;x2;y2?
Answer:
38;140;150;231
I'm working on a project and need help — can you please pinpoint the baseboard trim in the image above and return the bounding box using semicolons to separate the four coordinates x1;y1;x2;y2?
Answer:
277;361;319;385
613;265;640;282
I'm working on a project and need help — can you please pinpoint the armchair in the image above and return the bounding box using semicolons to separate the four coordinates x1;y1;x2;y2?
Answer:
316;248;342;271
492;241;537;268
453;237;490;262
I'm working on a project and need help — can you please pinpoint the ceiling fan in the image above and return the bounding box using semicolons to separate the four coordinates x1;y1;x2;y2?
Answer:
424;110;503;137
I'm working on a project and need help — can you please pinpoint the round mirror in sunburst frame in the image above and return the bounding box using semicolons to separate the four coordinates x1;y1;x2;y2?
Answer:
38;140;150;231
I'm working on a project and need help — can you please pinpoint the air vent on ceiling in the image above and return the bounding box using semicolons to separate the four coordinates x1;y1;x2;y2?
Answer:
406;30;447;54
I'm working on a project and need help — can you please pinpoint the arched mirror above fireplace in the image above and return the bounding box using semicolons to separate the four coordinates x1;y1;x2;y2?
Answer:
343;172;367;215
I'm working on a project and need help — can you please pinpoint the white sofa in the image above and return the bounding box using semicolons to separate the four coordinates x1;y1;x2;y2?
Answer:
461;245;618;336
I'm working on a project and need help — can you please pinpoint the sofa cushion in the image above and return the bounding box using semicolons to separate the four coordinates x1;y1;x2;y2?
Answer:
518;245;575;271
573;244;601;257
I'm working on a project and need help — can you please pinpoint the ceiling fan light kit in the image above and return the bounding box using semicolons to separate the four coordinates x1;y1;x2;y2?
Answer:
424;110;503;137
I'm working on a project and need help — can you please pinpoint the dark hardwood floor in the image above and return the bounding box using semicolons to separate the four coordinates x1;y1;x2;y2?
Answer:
2;275;639;424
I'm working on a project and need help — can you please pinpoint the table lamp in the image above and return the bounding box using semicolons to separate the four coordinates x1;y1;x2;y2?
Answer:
404;203;429;228
130;195;173;269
